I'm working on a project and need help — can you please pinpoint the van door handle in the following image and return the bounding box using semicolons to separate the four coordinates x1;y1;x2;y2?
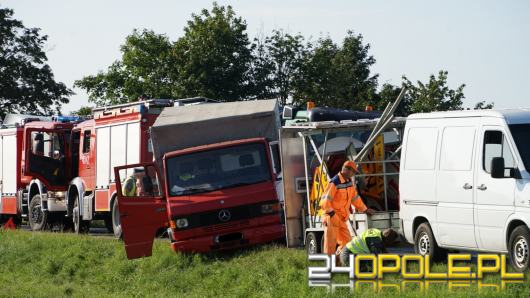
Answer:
477;184;487;191
463;183;473;190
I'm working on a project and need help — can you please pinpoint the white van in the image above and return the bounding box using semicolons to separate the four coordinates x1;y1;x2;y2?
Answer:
399;109;530;271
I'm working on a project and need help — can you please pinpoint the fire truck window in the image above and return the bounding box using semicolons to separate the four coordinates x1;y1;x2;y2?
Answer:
31;131;53;156
52;133;65;160
83;130;91;153
29;131;66;186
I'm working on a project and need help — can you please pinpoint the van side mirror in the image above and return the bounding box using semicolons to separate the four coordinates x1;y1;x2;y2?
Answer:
491;157;505;179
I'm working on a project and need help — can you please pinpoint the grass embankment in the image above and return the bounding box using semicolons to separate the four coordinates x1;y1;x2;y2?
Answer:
0;230;529;297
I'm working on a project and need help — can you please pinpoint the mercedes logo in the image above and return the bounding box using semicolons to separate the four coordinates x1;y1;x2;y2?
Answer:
218;209;231;222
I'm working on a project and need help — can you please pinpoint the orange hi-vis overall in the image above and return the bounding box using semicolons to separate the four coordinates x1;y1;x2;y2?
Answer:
320;172;368;255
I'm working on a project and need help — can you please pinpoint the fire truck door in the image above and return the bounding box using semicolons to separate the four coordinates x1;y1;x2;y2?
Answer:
114;163;167;259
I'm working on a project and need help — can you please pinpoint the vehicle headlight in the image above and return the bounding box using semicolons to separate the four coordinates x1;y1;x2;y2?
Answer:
261;203;280;214
175;218;189;229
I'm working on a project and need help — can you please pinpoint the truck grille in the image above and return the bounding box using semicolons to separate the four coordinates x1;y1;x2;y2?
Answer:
203;220;250;232
174;200;277;231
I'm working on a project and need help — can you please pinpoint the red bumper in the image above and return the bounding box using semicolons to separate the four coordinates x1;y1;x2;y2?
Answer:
171;222;284;253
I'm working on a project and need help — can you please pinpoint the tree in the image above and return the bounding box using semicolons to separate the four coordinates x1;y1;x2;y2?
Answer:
261;30;307;105
332;32;378;110
474;101;494;110
248;32;276;100
293;37;338;106
402;70;465;114
376;83;411;116
74;29;173;106
0;7;72;119
71;106;93;117
171;3;253;101
293;32;378;110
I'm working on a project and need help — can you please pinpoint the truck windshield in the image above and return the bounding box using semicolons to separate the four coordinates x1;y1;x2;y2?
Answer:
509;124;530;171
166;143;272;196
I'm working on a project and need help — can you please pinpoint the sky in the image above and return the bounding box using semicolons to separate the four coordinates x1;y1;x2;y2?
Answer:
3;0;530;113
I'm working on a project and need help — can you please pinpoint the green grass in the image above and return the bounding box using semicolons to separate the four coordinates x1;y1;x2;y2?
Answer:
0;230;529;297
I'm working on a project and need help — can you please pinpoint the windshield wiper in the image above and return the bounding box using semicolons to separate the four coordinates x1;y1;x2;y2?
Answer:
173;187;212;196
226;180;267;188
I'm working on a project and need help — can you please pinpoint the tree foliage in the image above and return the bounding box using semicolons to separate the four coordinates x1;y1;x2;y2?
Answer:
172;3;253;101
74;3;486;115
293;32;378;110
261;30;307;105
0;7;72;119
74;29;173;106
474;100;494;110
71;106;93;116
402;70;465;114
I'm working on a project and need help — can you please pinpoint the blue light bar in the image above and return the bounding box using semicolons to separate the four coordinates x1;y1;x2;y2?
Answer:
53;116;82;123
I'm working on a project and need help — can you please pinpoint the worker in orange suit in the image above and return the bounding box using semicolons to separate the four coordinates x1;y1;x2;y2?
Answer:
320;160;375;255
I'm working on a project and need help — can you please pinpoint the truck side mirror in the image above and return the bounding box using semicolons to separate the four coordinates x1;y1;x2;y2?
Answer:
491;157;505;179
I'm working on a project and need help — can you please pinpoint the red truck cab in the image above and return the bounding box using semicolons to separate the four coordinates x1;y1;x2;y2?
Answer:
115;138;284;259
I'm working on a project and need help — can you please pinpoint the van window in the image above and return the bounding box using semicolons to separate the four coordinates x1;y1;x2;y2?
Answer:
483;130;515;173
440;127;475;171
509;124;530;171
405;127;438;170
82;130;91;153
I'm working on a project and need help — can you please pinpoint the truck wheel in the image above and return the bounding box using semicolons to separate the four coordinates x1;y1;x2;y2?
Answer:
508;225;530;272
28;194;47;231
111;199;122;239
414;222;444;261
306;232;322;254
73;197;90;234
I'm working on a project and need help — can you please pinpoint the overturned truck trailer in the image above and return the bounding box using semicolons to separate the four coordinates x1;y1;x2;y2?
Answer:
115;99;285;259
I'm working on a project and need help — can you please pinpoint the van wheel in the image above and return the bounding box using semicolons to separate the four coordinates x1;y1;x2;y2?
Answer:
508;225;530;272
111;199;122;239
414;222;444;261
28;195;47;231
306;232;322;254
73;196;90;234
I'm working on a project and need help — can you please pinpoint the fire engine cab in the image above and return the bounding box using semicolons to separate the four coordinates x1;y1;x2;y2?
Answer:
0;114;79;229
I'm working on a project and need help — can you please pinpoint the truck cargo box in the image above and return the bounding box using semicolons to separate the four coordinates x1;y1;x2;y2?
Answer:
150;99;280;162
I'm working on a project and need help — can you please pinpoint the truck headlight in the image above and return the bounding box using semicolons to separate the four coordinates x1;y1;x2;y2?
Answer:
175;218;189;229
261;203;280;214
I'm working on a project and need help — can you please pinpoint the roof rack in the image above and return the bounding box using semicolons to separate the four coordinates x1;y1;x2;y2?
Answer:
92;99;174;113
92;97;219;113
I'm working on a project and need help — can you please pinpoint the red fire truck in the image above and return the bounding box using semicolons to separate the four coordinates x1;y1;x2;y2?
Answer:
0;98;212;235
61;99;172;235
113;100;285;259
0;114;79;229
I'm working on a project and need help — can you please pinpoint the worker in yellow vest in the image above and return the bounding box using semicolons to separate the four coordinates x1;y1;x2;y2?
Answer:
122;167;145;197
339;228;398;266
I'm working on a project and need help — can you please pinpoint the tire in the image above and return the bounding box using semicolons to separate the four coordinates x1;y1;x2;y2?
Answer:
508;225;530;272
306;232;322;254
72;196;90;234
28;194;47;231
111;198;122;239
414;222;445;262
